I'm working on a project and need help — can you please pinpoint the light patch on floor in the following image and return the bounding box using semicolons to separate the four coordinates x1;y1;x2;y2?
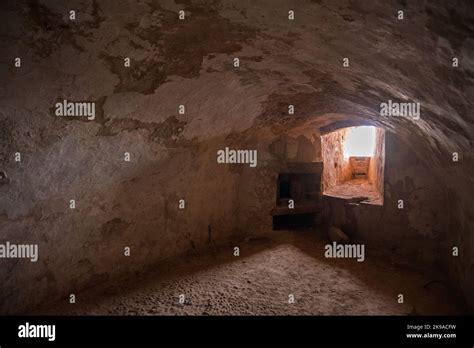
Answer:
323;179;382;205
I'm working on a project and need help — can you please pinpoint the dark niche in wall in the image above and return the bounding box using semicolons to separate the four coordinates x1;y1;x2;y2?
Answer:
272;163;323;230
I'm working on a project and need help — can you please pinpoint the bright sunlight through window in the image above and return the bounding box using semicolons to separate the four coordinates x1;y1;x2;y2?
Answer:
343;126;376;158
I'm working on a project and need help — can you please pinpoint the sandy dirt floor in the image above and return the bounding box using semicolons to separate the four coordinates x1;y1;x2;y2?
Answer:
37;231;465;315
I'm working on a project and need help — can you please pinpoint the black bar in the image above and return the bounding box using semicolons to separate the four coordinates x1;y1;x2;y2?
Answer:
0;316;473;346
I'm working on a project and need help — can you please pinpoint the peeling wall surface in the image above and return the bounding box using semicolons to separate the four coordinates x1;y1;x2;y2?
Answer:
0;0;473;313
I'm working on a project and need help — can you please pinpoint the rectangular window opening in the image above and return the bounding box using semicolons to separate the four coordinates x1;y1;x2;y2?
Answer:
321;126;385;205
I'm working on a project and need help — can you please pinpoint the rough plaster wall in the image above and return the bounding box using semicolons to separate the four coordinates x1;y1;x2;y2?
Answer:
321;131;339;191
0;0;473;312
0;138;244;313
296;135;316;162
367;128;385;199
269;133;316;163
321;129;351;191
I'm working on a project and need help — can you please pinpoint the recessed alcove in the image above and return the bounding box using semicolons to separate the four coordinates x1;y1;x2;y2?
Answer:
321;126;385;205
272;163;322;230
